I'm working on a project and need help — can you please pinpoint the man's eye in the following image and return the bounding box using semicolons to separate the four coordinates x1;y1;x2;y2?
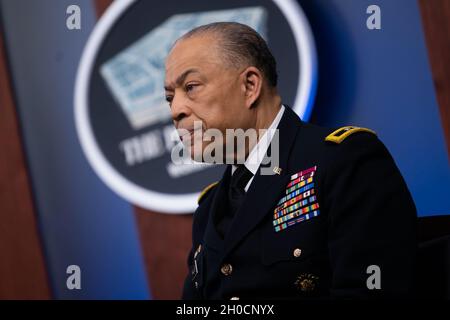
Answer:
185;84;197;92
165;96;173;106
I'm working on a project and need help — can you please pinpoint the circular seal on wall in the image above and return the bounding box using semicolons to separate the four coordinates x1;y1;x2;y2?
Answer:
75;0;317;213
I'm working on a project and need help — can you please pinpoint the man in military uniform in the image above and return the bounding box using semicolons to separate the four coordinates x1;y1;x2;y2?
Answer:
164;22;417;299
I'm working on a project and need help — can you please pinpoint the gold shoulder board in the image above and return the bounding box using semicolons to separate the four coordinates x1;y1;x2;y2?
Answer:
197;182;219;204
325;126;377;144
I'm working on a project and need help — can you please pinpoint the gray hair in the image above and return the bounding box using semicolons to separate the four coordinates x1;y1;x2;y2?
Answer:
178;22;278;87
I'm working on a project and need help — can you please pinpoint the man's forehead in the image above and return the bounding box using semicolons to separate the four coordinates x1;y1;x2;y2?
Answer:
164;51;205;87
165;38;221;87
167;37;214;66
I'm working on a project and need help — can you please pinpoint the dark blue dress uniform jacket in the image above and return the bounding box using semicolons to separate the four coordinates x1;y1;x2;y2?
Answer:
182;106;417;299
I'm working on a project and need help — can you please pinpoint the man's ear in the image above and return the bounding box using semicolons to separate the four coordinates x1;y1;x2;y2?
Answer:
241;66;263;109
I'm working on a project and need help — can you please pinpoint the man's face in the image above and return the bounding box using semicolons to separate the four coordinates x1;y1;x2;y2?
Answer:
164;35;252;161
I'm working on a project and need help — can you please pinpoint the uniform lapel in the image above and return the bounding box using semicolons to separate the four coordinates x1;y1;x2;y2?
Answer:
203;165;231;252
223;107;303;258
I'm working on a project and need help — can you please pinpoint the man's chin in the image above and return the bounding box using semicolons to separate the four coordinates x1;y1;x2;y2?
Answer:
187;142;215;164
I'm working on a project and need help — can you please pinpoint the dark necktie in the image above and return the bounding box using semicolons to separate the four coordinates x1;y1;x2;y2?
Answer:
217;165;253;238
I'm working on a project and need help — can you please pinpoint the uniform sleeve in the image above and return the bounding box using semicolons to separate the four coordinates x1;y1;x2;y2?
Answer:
323;133;417;298
181;248;201;300
181;184;217;300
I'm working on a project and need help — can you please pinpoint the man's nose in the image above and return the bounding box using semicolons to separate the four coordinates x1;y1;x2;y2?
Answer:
171;95;191;122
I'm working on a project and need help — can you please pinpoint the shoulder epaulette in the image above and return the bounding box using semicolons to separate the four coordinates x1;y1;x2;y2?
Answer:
325;126;376;144
197;181;219;204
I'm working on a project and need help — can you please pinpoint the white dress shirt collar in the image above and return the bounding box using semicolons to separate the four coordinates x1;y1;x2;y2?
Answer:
231;105;285;188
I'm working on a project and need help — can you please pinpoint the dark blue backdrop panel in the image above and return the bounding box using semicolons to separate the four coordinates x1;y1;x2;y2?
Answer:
0;0;150;299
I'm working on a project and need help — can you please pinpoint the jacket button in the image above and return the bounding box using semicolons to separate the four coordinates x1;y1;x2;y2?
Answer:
221;263;233;276
293;248;302;258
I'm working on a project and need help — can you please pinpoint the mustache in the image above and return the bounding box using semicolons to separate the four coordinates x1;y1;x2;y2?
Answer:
176;122;205;141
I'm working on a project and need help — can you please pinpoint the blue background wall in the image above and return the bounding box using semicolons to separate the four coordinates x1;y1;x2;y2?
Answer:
0;0;448;299
301;0;450;216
